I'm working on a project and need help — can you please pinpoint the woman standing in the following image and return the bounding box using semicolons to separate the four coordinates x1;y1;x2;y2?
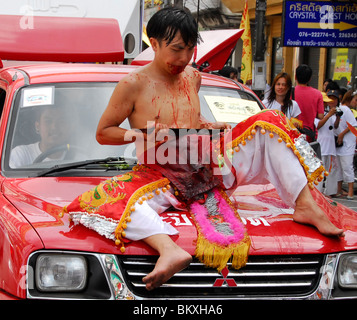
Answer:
342;89;357;119
262;72;301;120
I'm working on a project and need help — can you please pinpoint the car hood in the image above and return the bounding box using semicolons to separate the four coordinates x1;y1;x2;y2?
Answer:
3;177;357;256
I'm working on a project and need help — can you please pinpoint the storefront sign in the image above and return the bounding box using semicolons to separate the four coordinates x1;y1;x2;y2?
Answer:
283;1;357;48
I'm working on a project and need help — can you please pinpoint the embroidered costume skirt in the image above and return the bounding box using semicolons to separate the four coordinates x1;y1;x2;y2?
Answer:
62;110;325;270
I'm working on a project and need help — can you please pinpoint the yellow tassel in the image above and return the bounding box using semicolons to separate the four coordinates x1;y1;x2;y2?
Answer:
194;233;251;272
59;206;67;218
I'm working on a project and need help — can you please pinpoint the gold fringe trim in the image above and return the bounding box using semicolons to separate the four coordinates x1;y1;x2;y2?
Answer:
114;176;171;252
59;206;67;218
195;233;251;272
191;188;251;272
226;120;327;188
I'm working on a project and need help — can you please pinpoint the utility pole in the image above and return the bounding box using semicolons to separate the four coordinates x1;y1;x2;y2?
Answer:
252;0;267;91
254;0;266;61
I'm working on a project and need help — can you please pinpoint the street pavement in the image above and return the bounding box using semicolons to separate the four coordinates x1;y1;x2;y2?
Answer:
331;195;357;212
330;182;357;212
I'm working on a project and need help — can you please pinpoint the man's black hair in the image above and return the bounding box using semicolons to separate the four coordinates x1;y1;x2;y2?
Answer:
295;64;312;84
219;66;238;78
325;80;340;92
146;7;201;47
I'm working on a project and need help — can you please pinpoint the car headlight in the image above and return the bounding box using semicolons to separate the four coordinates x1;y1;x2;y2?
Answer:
35;254;87;292
338;254;357;289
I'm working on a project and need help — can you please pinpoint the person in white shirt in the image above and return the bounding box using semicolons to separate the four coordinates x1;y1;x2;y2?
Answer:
314;92;338;196
262;72;301;120
328;90;357;199
10;106;71;168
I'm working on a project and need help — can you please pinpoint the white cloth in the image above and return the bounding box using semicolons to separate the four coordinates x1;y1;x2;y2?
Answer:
314;116;337;157
332;105;357;184
10;142;73;168
10;142;42;168
314;115;338;196
316;155;338;196
336;154;355;183
125;130;308;241
334;105;357;156
125;188;180;240
262;99;301;119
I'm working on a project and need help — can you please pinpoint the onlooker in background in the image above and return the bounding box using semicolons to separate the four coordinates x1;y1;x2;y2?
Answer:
218;66;238;81
263;72;301;119
329;90;357;200
294;64;324;142
325;80;340;93
323;79;333;92
339;87;348;102
314;92;338;197
341;89;357;119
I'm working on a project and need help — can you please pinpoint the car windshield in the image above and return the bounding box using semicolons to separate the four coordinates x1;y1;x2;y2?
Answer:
3;82;262;176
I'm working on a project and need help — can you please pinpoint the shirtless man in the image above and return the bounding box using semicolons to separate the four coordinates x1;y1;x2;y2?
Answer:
96;7;343;291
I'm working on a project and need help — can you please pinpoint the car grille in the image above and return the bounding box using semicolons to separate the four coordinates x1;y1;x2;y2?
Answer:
118;254;323;298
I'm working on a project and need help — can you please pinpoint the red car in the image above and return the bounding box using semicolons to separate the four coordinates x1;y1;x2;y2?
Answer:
0;16;357;301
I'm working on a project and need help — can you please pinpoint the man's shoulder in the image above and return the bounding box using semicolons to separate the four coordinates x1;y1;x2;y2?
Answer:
295;85;322;97
116;67;150;93
296;85;318;92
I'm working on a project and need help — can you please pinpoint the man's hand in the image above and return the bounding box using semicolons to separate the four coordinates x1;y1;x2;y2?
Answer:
203;121;231;130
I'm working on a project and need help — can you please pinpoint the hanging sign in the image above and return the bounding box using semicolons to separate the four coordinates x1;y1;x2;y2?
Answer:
282;1;357;48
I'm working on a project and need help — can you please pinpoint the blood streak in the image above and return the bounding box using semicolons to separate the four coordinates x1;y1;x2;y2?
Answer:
167;63;184;75
172;102;179;127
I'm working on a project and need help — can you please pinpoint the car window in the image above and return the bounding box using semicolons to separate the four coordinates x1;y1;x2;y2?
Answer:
198;87;263;126
3;82;263;175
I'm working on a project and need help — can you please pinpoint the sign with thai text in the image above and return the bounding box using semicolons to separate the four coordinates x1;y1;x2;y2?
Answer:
283;1;357;48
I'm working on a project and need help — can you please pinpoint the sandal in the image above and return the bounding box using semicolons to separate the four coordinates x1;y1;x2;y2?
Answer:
333;193;344;198
334;191;349;198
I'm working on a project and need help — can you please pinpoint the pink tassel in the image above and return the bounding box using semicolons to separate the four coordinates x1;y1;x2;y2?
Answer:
190;189;245;246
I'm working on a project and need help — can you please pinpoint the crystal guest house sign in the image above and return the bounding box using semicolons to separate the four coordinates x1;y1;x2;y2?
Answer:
283;1;357;48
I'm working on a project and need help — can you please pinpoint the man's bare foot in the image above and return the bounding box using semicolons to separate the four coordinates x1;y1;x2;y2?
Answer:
293;185;344;237
142;234;192;290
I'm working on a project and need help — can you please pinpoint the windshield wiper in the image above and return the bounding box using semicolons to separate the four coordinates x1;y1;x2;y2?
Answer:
32;157;134;177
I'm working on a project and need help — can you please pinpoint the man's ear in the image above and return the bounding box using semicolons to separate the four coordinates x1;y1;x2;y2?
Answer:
150;37;160;52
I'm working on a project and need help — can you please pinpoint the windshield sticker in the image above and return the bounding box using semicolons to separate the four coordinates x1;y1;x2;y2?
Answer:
22;86;54;107
204;96;261;123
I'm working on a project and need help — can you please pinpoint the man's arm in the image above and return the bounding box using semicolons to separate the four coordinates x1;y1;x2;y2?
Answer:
198;115;231;130
316;93;325;120
316;107;335;130
96;77;138;145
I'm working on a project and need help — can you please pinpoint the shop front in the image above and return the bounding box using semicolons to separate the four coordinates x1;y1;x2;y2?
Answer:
222;0;357;91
